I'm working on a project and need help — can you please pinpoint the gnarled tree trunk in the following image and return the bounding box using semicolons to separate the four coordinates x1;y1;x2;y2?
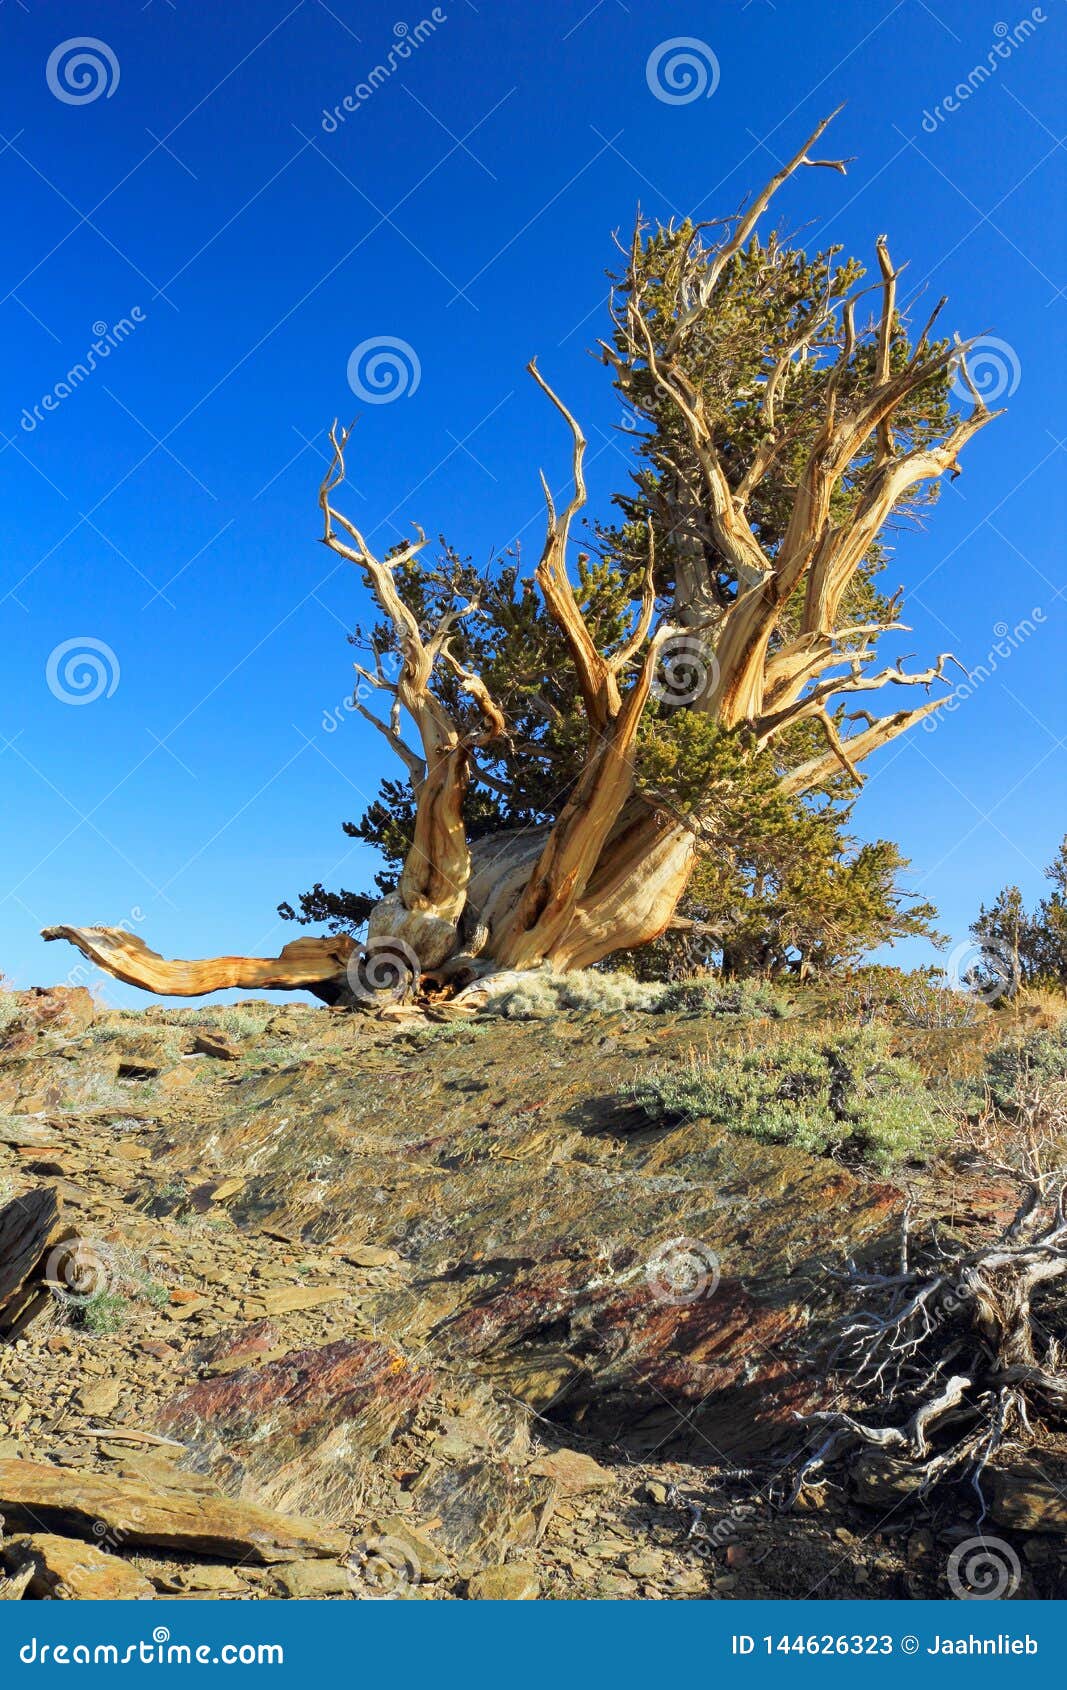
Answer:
44;114;997;1007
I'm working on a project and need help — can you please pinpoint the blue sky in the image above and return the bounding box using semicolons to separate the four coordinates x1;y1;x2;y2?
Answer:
1;0;1064;1005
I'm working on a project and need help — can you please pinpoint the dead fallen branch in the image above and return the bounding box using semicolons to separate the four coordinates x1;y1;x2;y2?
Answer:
41;927;356;1005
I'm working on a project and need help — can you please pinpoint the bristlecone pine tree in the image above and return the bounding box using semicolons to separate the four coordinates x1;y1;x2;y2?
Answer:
45;113;1001;1006
971;836;1067;996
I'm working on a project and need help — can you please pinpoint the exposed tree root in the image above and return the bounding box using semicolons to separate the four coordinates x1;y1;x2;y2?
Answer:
788;1175;1067;1515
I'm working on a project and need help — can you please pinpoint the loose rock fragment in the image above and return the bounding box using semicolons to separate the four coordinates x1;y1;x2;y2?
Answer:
1;1534;155;1600
0;1460;346;1564
466;1563;540;1600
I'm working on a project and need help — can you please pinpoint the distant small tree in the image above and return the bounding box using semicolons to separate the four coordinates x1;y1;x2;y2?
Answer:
972;837;1067;994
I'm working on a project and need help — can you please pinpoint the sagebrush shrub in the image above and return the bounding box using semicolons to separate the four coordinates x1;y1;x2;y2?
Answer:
982;1022;1067;1111
165;1005;274;1038
656;978;784;1019
480;968;782;1021
629;1027;945;1168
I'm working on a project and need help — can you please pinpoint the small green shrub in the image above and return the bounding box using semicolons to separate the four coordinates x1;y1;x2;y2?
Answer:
981;1022;1067;1112
142;1178;190;1219
656;978;785;1019
480;968;782;1022
481;969;662;1019
75;1291;129;1334
0;994;22;1036
629;1027;945;1168
139;1277;171;1310
408;1019;491;1042
841;966;977;1029
165;1004;275;1039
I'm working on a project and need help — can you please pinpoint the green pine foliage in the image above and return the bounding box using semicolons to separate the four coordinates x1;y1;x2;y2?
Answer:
281;219;958;971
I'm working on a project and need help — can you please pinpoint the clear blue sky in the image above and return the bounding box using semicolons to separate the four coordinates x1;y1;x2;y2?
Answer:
2;0;1064;1005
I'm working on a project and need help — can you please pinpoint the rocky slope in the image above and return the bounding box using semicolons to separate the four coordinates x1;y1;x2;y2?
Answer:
0;983;1063;1601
